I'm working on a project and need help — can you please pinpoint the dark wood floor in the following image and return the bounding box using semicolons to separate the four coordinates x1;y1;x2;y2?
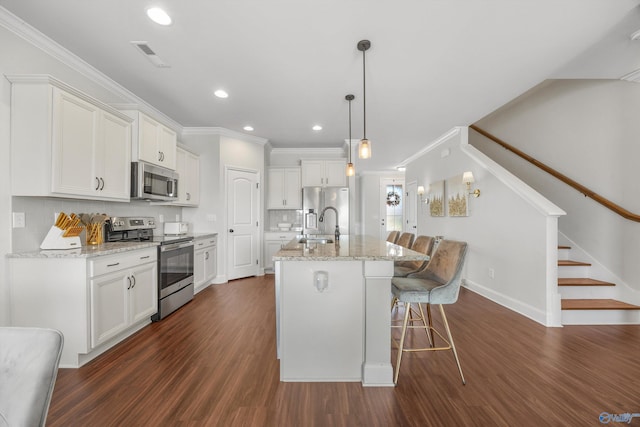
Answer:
47;275;640;426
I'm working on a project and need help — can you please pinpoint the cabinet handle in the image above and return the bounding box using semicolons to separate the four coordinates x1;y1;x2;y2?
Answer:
161;151;165;161
205;251;209;260
140;255;150;260
99;177;105;191
95;177;100;190
158;151;162;161
127;276;132;290
187;192;191;201
131;275;136;288
107;262;120;267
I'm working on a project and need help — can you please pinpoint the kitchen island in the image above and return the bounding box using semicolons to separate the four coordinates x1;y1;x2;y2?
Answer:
273;235;428;387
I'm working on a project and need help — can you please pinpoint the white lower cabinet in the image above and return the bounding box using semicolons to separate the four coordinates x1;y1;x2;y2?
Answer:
264;232;297;272
90;259;157;348
8;247;158;368
194;235;217;293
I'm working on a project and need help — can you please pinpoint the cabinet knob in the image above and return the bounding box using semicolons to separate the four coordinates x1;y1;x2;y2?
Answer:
229;229;234;233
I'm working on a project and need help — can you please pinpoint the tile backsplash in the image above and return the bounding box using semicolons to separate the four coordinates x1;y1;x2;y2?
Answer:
11;197;181;252
267;209;302;232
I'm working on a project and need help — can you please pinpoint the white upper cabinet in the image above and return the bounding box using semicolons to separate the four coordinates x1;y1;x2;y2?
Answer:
8;75;132;201
267;167;301;209
175;146;200;206
301;159;346;187
127;110;177;170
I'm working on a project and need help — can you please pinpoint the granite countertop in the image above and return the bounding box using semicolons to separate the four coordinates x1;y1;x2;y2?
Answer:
6;241;159;259
273;235;429;262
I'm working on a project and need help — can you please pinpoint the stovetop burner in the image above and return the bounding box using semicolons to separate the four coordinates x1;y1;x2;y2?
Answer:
104;216;192;245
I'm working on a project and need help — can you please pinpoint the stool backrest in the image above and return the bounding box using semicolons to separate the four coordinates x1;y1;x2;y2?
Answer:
396;235;434;271
408;240;468;304
396;232;415;249
386;231;400;244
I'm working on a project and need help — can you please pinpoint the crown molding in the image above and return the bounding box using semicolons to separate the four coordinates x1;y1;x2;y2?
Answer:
181;127;268;145
273;147;345;157
109;103;182;131
621;68;640;83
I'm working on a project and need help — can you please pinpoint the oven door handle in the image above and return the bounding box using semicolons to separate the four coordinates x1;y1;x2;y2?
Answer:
160;241;194;252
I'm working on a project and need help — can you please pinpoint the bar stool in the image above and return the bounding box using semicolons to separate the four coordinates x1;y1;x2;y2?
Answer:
395;232;414;249
0;327;64;426
386;231;400;244
390;240;468;385
393;235;435;278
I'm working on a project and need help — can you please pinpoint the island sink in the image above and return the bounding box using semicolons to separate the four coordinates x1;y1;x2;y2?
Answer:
297;237;334;244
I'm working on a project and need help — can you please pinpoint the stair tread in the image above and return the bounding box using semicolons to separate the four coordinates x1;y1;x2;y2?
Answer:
558;260;591;266
561;299;640;310
558;278;615;287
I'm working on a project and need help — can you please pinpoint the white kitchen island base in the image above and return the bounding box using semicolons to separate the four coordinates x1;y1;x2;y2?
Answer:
274;236;427;387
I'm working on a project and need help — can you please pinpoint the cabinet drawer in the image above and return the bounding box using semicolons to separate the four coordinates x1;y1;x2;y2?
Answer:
195;238;216;249
89;248;157;277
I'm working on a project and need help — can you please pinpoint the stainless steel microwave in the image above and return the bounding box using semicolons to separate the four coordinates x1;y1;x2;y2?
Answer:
131;162;178;201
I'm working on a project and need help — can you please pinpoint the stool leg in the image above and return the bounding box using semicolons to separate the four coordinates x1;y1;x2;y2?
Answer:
439;304;465;385
394;301;412;384
416;303;433;347
426;304;435;347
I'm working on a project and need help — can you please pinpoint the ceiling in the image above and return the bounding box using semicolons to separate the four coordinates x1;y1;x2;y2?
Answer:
2;1;640;173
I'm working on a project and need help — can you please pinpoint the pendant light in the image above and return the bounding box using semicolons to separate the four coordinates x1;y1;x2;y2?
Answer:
345;94;355;176
357;40;371;159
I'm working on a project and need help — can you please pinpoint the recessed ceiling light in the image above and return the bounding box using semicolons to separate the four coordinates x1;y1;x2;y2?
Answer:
214;89;229;99
146;7;172;26
312;125;323;131
243;126;254;131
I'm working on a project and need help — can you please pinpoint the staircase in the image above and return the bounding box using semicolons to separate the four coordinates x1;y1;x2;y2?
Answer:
558;245;640;325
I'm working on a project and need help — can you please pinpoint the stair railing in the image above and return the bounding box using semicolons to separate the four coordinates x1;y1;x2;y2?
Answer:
469;124;640;222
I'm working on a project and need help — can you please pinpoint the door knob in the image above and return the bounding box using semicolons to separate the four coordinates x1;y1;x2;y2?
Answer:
229;229;234;233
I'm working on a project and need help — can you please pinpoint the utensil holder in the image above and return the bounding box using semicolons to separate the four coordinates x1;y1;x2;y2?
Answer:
86;223;103;245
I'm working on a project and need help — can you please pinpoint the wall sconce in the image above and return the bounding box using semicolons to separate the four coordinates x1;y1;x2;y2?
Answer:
417;185;427;204
463;171;481;198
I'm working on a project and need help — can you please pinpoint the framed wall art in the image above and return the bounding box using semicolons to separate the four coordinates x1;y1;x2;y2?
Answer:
428;180;445;217
447;174;468;217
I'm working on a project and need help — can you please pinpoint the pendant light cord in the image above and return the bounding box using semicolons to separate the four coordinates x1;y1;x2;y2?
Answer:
348;97;352;162
362;48;366;140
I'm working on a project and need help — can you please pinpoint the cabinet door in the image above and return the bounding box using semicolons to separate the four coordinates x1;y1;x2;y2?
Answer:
284;168;302;208
90;271;128;348
324;160;347;187
138;113;160;165
98;111;131;199
159;126;177;170
185;151;200;205
267;168;285;209
51;88;99;196
301;160;324;187
129;262;158;324
265;240;283;271
194;247;207;289
204;246;216;282
176;148;188;204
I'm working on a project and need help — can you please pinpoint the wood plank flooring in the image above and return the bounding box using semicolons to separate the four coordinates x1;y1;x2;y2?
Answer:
47;275;640;426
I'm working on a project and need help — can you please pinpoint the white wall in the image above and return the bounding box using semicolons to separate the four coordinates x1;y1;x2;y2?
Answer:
406;127;565;326
472;79;640;293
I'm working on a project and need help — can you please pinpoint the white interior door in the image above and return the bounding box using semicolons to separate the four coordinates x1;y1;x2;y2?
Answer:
405;181;417;233
227;169;259;280
379;178;404;241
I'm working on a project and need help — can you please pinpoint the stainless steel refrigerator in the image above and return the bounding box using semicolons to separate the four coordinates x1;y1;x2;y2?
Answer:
302;187;349;237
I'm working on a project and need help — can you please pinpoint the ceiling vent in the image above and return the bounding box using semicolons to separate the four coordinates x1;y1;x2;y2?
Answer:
131;41;170;68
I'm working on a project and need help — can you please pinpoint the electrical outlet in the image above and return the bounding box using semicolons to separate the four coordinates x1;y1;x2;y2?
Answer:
207;214;216;222
488;268;495;279
175;214;180;221
12;212;25;228
159;214;164;223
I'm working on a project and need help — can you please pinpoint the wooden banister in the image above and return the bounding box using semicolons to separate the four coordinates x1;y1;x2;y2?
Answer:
469;124;640;222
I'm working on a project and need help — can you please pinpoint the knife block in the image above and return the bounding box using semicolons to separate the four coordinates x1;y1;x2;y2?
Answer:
40;226;82;250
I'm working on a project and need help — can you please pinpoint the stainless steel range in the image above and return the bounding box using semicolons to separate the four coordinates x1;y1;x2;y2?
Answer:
105;216;194;321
